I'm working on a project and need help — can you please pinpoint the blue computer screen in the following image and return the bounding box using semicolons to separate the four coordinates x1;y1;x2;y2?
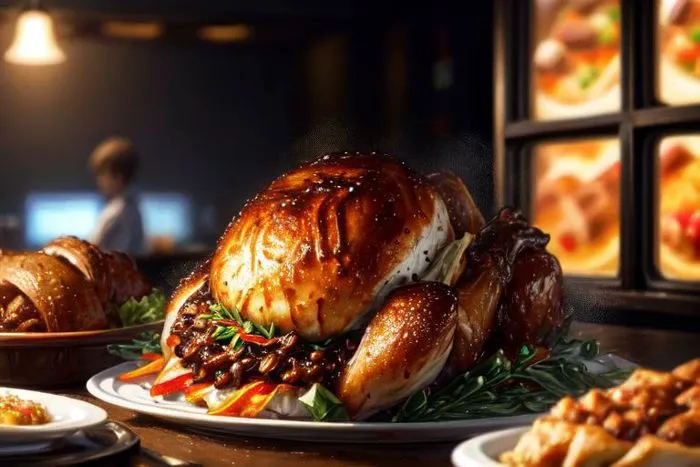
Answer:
138;192;192;242
25;191;193;248
25;192;102;248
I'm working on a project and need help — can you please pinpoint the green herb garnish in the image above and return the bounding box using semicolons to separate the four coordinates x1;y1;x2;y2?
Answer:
203;303;277;346
391;334;631;423
598;25;616;46
298;383;350;422
607;4;621;22
690;27;700;44
577;65;601;89
108;289;166;327
107;331;162;360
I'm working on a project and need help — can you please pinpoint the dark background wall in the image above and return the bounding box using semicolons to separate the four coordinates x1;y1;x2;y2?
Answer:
0;1;495;248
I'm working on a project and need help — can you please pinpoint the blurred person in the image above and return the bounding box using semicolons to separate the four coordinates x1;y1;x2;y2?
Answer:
88;137;145;254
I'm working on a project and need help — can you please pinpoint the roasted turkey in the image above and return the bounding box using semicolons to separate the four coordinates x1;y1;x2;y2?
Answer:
0;237;152;332
154;152;565;420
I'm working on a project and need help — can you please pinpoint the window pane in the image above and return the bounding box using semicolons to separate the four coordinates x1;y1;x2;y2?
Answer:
532;138;620;276
657;0;700;105
658;135;700;280
532;0;621;120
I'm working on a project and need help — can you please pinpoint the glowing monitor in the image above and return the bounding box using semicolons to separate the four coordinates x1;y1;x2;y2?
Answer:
25;192;101;248
138;192;192;243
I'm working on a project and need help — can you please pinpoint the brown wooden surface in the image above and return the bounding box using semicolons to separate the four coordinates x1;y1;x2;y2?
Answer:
60;321;700;467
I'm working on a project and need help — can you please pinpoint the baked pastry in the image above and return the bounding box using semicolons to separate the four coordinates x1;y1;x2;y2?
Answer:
0;237;152;332
501;358;700;466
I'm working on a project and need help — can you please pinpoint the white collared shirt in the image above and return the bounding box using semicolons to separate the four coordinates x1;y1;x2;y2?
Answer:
90;189;144;254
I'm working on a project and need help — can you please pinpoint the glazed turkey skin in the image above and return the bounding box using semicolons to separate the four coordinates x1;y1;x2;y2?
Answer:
210;153;454;342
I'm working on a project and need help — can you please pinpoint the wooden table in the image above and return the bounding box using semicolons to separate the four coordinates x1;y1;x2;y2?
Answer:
62;322;700;467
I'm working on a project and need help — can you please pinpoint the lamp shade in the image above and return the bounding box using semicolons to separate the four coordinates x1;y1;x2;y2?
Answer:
5;9;65;65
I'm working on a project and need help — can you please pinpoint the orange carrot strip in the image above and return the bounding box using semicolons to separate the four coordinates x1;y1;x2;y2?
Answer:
118;357;166;382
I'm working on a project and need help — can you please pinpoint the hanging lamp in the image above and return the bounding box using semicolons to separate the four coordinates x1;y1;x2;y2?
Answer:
5;1;65;65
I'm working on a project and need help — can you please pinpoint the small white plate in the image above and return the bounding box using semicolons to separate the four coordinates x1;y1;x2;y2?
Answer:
451;426;528;467
0;387;107;444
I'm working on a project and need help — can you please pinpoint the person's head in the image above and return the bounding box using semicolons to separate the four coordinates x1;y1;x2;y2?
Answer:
89;137;139;198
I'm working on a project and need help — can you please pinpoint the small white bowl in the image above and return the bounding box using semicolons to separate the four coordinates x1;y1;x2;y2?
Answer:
0;387;107;444
451;426;529;467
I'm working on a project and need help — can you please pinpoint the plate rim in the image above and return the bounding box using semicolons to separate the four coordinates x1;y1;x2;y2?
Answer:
0;387;107;438
86;361;542;432
451;426;529;467
0;321;163;347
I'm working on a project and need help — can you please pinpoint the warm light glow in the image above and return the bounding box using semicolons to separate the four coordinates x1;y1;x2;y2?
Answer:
198;24;253;43
101;22;163;40
5;9;65;65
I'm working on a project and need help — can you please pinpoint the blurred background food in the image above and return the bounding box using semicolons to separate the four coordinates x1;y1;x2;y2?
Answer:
658;135;700;280
532;138;620;276
532;0;621;120
658;0;700;104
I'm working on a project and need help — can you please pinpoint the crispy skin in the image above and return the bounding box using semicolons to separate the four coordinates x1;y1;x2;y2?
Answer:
42;236;151;306
160;258;210;359
210;153;453;341
42;236;110;304
449;267;502;373
673;358;700;383
102;251;152;305
426;171;485;238
501;418;580;467
502;361;700;467
494;249;564;357
445;208;564;375
0;252;107;331
336;282;458;420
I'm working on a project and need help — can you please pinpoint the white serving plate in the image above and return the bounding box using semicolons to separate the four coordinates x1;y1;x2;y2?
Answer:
87;362;541;443
87;355;633;444
0;387;107;444
452;426;528;466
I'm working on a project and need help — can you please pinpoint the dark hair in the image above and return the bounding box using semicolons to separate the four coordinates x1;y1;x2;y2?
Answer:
90;137;139;184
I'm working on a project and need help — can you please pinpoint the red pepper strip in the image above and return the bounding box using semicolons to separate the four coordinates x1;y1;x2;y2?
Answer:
150;372;193;397
141;352;163;362
212;320;274;346
209;382;296;417
239;334;270;345
166;334;181;348
118;357;166;382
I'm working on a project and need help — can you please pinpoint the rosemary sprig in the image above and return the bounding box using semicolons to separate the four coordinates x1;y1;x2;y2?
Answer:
107;331;162;361
391;334;632;423
201;303;278;346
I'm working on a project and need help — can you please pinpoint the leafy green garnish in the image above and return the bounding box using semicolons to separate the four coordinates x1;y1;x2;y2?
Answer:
690;27;700;44
298;384;349;422
577;65;600;89
203;303;277;346
107;331;162;361
607;4;620;22
391;334;631;423
598;25;616;46
108;289;166;327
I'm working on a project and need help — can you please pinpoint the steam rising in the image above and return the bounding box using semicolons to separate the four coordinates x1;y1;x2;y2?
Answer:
288;120;495;216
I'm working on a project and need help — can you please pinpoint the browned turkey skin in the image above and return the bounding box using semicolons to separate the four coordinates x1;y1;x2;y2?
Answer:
442;208;565;382
165;209;564;408
0;237;152;332
158;153;565;420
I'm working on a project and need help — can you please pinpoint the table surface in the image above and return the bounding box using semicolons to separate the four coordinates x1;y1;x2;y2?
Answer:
61;321;700;467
